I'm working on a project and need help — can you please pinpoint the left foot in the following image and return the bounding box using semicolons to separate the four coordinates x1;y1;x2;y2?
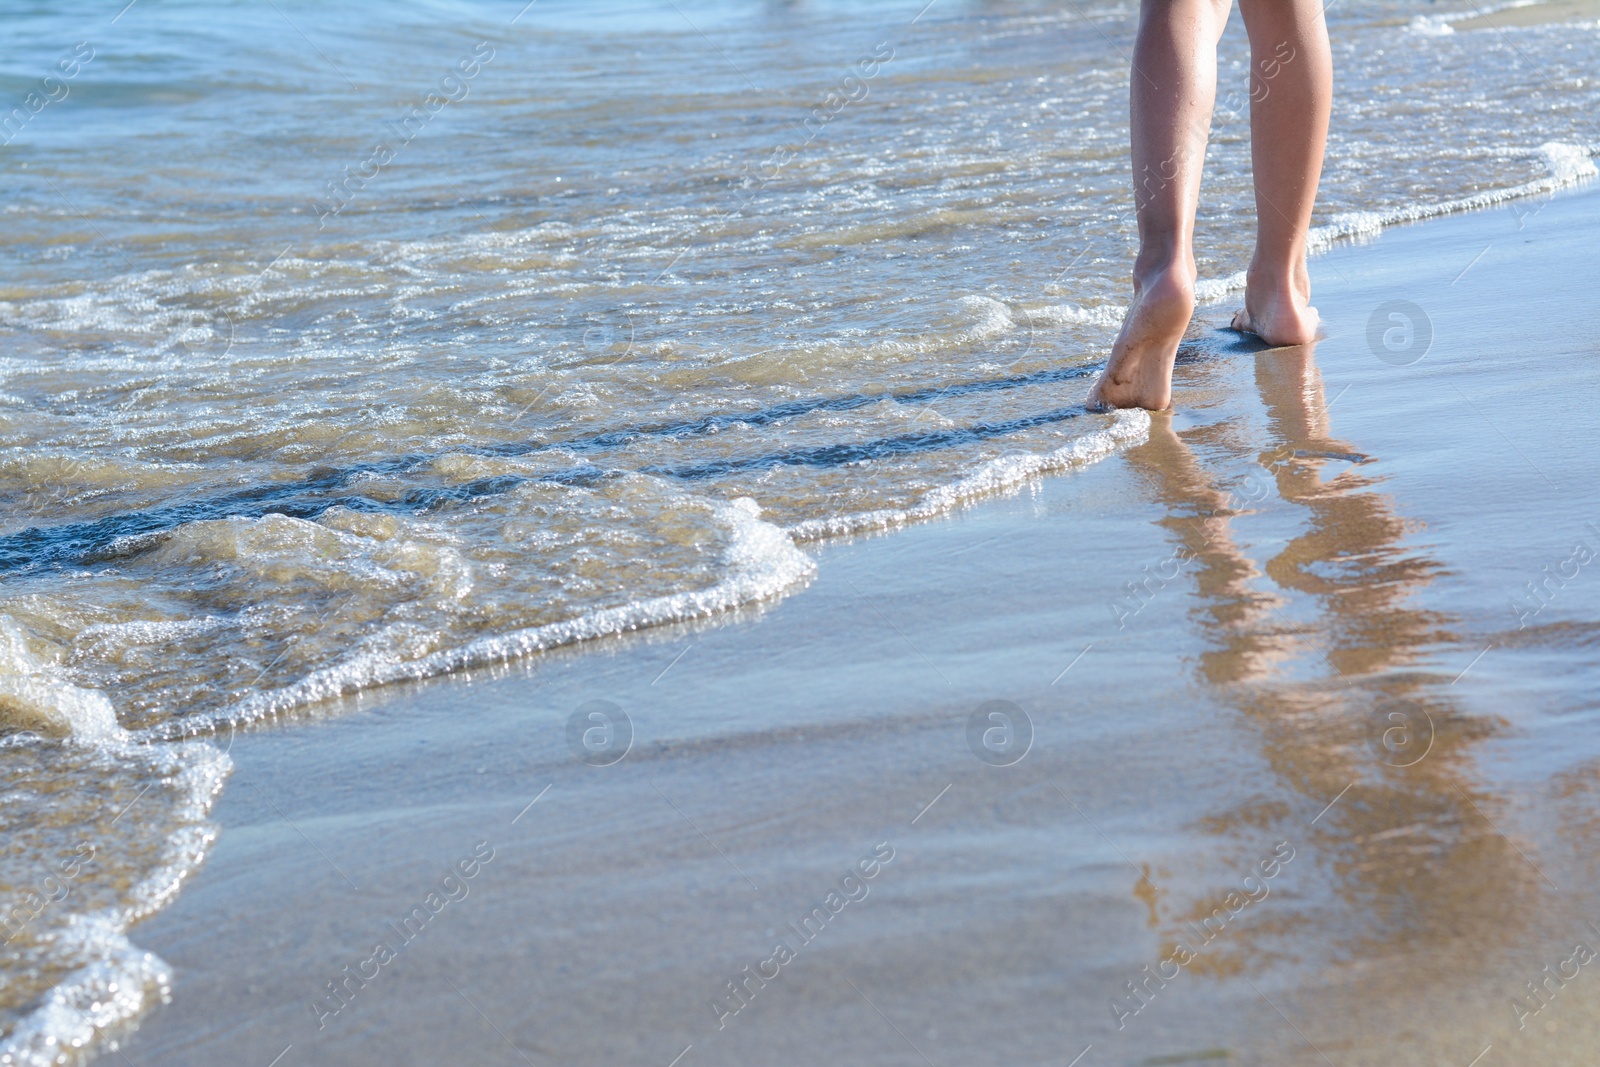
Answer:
1088;266;1196;411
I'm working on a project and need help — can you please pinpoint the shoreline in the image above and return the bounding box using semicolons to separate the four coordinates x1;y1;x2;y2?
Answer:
90;178;1600;1067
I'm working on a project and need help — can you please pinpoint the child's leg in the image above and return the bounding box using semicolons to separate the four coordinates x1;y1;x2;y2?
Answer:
1089;0;1233;412
1229;0;1332;345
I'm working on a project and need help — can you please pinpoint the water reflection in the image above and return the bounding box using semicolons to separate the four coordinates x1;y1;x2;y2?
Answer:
1123;339;1524;984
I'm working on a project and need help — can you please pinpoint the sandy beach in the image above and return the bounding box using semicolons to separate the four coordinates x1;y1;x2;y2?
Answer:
110;180;1600;1067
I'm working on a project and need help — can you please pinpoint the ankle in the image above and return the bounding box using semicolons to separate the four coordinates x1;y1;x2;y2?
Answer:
1245;262;1308;303
1132;259;1197;303
1133;238;1196;287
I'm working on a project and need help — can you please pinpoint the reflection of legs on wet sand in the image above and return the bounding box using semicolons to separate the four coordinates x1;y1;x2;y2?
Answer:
1127;410;1290;685
1125;340;1456;694
1253;345;1449;678
1120;342;1547;1059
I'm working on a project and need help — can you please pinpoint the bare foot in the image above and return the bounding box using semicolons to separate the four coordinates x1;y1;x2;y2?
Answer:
1088;268;1195;411
1230;267;1320;346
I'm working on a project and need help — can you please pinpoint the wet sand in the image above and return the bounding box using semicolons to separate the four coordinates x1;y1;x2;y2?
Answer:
119;181;1600;1067
1453;0;1600;30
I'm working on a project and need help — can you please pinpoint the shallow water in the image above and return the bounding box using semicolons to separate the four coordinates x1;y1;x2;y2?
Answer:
0;0;1597;1060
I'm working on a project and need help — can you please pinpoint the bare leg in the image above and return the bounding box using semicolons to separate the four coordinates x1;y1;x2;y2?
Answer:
1229;0;1332;345
1090;0;1233;411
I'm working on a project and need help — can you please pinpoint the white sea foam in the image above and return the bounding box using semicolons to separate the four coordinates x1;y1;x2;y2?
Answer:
1027;302;1127;329
1407;14;1457;35
1408;0;1552;35
957;295;1024;342
1192;142;1598;304
0;914;174;1067
788;408;1150;541
0;737;228;1067
0;618;122;743
134;492;816;740
0;618;229;1067
783;294;1029;363
1305;142;1598;254
1193;271;1248;305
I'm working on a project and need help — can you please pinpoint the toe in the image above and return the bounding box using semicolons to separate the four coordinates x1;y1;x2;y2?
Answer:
1086;378;1108;411
1230;308;1250;333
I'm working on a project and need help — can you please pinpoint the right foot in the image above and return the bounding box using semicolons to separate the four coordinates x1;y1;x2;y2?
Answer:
1088;268;1195;411
1230;266;1320;347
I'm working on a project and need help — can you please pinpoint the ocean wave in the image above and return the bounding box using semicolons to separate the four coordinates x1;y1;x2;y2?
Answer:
1027;301;1127;329
1191;141;1597;305
0;618;121;743
1306;141;1596;252
0;732;228;1067
788;407;1150;540
1406;13;1458;35
132;492;815;741
1407;0;1552;34
0;602;228;1067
